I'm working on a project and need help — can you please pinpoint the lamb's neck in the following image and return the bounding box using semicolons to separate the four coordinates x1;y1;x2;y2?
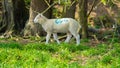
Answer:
40;18;48;25
41;19;49;28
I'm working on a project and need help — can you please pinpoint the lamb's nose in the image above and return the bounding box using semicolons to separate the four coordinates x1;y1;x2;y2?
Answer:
34;18;37;23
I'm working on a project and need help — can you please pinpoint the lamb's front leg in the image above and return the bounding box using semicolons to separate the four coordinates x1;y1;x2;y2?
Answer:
46;32;51;44
53;33;60;44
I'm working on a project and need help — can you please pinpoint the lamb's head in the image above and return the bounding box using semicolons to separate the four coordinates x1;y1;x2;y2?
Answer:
34;13;47;24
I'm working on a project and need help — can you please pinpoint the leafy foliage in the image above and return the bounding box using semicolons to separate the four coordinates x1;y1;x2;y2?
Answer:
101;0;108;5
24;0;31;8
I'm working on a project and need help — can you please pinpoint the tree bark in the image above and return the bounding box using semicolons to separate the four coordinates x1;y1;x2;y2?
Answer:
13;0;28;34
0;0;14;36
79;0;88;38
63;0;77;18
0;0;27;37
24;0;53;36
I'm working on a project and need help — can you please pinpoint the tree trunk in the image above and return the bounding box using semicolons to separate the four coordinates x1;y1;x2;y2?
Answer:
0;0;27;37
64;0;77;18
24;0;53;36
79;0;88;38
13;0;28;34
0;0;14;37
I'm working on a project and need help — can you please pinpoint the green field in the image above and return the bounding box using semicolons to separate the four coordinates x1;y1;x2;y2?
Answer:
0;39;120;68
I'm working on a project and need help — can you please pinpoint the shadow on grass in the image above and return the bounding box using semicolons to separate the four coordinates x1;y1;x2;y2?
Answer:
23;42;91;53
0;42;23;49
0;40;91;53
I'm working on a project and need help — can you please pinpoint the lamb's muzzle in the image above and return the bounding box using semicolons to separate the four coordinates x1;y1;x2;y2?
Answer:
34;13;81;45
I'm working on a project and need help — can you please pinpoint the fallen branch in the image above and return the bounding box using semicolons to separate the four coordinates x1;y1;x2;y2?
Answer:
58;35;67;40
40;35;67;43
92;35;99;43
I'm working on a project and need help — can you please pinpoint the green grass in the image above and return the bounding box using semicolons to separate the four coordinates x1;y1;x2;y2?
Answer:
0;40;120;68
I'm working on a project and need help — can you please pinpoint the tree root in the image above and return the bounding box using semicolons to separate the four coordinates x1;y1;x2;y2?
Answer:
0;31;13;38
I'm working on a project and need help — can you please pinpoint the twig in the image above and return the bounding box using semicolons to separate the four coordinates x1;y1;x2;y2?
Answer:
32;8;39;14
87;0;97;17
92;35;99;43
40;35;67;43
29;2;57;14
96;1;102;7
41;2;57;14
100;19;105;28
68;1;76;9
44;0;50;7
58;35;67;40
111;0;119;4
35;33;40;38
109;26;116;46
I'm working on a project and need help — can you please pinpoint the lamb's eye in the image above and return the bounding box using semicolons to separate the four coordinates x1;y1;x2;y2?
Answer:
40;15;43;17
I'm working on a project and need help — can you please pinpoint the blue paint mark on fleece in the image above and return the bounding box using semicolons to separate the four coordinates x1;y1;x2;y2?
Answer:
55;19;69;24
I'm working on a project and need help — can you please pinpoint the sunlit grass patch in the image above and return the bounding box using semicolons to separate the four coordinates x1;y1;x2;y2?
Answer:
0;40;120;68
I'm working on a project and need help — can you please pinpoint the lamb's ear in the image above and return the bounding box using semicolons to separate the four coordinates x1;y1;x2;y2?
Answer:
37;13;42;17
40;14;44;17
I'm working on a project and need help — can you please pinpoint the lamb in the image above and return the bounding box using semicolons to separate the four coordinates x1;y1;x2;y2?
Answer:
34;13;81;45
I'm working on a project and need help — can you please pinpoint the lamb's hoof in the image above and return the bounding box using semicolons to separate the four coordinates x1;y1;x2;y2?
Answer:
56;43;60;45
45;43;49;45
76;43;80;46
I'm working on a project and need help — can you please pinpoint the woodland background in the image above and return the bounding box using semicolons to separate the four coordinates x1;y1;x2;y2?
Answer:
0;0;120;67
0;0;120;39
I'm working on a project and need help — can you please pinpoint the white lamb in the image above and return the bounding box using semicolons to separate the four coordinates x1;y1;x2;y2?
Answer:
34;14;81;45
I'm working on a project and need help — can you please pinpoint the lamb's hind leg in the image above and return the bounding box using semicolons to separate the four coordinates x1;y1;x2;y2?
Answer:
71;33;80;45
65;33;72;43
53;33;60;44
76;34;80;45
